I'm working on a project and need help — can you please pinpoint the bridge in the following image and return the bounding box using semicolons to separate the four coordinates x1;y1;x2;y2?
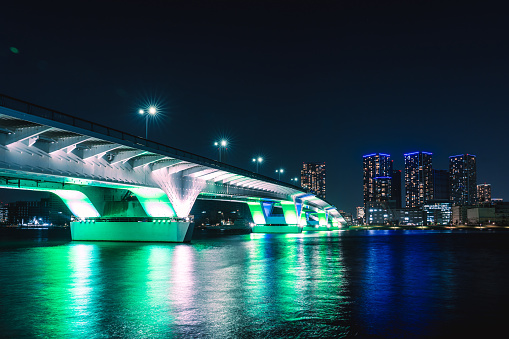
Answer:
0;94;345;242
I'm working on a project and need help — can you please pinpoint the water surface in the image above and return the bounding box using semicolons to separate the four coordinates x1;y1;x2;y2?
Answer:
1;230;508;338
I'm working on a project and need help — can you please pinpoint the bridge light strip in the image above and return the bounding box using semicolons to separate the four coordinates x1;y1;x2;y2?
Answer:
129;187;176;218
50;189;100;219
247;202;266;225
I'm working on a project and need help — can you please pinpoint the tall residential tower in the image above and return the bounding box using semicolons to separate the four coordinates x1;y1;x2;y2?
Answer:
363;153;393;207
301;162;326;199
477;183;491;204
449;154;477;206
404;152;433;207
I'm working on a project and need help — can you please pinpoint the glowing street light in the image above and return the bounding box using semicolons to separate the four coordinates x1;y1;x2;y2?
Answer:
252;157;263;173
275;168;284;180
214;139;228;162
291;177;299;184
139;106;157;139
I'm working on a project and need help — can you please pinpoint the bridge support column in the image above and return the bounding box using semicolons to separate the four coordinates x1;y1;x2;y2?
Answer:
129;187;176;217
250;201;302;234
50;189;101;219
302;210;334;231
247;201;266;225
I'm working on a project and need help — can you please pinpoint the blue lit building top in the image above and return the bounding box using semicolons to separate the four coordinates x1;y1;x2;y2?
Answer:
363;153;390;158
404;151;432;156
449;154;476;158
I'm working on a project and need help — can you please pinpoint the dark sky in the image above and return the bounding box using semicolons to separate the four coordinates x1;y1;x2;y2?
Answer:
1;0;508;213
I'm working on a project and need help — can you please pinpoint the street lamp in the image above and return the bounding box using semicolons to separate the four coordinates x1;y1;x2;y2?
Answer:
252;157;263;173
275;168;284;180
139;106;157;139
214;139;228;162
291;177;299;184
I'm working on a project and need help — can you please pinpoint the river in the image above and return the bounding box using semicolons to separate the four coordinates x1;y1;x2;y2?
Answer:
0;229;508;338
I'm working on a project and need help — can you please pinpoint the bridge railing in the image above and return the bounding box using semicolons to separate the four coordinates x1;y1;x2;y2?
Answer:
0;94;314;195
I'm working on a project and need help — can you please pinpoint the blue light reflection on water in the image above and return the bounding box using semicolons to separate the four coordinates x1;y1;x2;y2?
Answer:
0;230;508;338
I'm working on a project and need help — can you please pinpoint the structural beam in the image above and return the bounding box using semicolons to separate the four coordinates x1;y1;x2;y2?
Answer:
0;126;54;146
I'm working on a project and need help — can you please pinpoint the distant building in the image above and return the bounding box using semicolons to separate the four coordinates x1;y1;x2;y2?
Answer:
449;154;477;206
451;205;469;225
391;169;402;209
0;204;8;224
356;206;365;223
363;153;393;224
392;208;425;226
477;183;491;204
433;169;450;201
7;198;51;225
301;162;326;199
363;153;392;205
492;201;509;225
366;205;393;225
404;152;433;208
467;207;495;225
423;201;452;225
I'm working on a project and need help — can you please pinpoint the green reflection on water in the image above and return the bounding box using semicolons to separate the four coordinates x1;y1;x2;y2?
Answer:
1;233;351;337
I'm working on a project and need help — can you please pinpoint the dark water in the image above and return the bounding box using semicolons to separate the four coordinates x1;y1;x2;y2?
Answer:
1;230;508;338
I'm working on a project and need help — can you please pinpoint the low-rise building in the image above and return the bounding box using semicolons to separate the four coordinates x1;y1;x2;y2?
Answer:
467;207;496;225
423;201;452;225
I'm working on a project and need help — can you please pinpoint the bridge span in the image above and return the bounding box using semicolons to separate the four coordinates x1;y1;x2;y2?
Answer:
0;94;345;242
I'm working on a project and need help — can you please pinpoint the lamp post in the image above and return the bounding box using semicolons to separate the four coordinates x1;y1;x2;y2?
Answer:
275;168;284;180
252;157;263;173
138;106;157;139
214;139;228;162
291;177;299;184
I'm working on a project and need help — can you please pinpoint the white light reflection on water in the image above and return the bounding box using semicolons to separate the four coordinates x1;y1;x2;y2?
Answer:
2;230;508;338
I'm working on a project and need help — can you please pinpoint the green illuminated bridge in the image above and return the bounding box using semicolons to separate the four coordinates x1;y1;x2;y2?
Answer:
0;95;345;242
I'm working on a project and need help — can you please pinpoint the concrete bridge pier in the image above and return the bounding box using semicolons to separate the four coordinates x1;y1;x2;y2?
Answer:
60;186;195;243
249;200;303;234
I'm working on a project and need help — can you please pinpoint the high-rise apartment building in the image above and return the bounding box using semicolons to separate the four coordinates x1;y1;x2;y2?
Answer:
477;183;491;204
363;153;393;207
404;152;433;208
301;162;326;199
449;154;477;206
432;169;450;201
391;169;402;209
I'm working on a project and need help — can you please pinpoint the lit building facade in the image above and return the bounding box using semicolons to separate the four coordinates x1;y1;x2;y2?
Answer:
405;152;433;208
423;202;452;225
301;162;326;199
363;153;392;224
356;206;365;223
477;183;491;204
363;153;393;205
449;154;477;206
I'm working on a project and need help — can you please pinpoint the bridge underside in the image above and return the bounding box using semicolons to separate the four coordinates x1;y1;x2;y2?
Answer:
0;96;346;242
0;173;341;241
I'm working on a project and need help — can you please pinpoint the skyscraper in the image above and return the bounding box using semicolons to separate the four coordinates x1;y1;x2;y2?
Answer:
432;169;450;201
363;153;393;225
391;169;402;209
363;153;393;207
449;154;477;206
301;162;326;199
404;152;433;208
477;183;491;204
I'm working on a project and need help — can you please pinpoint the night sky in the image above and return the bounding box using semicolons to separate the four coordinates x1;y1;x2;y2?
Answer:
1;0;508;214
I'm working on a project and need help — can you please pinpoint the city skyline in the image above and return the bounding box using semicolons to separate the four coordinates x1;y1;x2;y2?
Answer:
1;1;508;214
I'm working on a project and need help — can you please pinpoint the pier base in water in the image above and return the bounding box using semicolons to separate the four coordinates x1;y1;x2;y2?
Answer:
251;225;302;233
302;226;339;232
70;221;194;242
